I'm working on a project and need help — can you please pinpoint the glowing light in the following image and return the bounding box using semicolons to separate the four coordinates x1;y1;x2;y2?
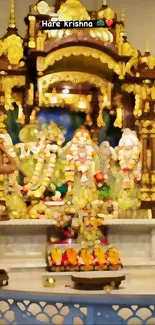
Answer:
62;88;70;94
78;101;87;109
50;96;58;104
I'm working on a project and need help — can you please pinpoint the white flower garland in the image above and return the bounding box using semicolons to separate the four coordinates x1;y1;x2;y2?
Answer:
118;129;140;171
23;142;58;198
65;131;95;194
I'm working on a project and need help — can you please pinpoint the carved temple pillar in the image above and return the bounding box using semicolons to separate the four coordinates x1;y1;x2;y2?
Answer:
139;114;155;216
0;91;8;220
90;89;100;144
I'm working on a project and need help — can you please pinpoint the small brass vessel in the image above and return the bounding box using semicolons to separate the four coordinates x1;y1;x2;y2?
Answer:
43;277;56;288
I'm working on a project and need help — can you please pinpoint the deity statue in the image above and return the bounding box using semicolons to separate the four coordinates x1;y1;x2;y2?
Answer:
106;245;123;270
93;246;108;270
62;248;79;271
117;128;141;189
115;128;141;210
78;247;94;271
21;122;65;199
61;128;101;210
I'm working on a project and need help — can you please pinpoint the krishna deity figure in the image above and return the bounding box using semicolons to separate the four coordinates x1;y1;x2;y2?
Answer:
60;127;105;210
115;128;142;210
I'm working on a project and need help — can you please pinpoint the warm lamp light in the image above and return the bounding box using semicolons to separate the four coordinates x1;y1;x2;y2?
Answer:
104;95;108;104
50;96;58;104
62;88;70;94
50;88;60;104
78;101;87;109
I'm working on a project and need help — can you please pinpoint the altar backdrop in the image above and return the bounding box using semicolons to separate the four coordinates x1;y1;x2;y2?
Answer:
0;0;155;55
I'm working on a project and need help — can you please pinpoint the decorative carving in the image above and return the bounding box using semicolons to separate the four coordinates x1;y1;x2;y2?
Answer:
3;35;23;65
37;1;50;14
57;0;90;21
36;31;46;51
36;46;120;75
28;16;36;49
139;120;155;135
8;0;16;29
146;149;151;170
27;83;34;106
113;94;123;128
38;71;111;126
0;76;25;110
89;28;113;43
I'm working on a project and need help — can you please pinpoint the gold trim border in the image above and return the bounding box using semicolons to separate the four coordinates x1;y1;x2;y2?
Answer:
37;46;120;75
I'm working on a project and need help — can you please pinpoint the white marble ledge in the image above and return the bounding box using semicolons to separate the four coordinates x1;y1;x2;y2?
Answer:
0;257;46;269
0;218;155;226
4;269;155;295
0;219;56;226
104;219;155;226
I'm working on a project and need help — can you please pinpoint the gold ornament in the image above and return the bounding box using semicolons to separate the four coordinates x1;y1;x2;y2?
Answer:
43;277;56;287
8;0;16;29
3;35;23;65
37;1;50;14
58;0;90;21
37;46;120;74
114;108;123;128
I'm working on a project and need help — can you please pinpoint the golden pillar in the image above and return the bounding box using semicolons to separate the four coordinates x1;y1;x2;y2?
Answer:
0;91;8;220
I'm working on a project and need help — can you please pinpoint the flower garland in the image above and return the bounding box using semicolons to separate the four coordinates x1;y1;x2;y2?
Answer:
118;147;139;171
23;146;57;198
118;129;140;171
118;129;141;189
23;123;65;198
65;130;95;194
23;142;46;193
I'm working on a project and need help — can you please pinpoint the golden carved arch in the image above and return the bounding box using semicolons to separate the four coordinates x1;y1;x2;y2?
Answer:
0;76;25;110
38;71;112;127
36;46;120;76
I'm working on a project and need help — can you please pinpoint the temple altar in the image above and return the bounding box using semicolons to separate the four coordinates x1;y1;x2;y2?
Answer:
0;0;155;291
0;219;155;271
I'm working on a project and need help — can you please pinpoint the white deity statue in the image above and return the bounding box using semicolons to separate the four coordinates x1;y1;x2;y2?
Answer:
117;128;141;189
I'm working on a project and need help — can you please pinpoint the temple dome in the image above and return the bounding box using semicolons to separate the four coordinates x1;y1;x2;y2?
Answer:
57;0;90;21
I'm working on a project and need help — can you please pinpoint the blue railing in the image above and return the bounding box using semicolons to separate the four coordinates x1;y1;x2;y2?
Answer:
0;290;155;324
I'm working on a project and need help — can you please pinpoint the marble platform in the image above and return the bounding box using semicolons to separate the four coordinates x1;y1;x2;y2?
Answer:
1;219;155;270
2;268;155;295
1;269;155;325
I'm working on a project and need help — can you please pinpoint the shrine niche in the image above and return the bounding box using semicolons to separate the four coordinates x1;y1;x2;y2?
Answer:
0;0;154;220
